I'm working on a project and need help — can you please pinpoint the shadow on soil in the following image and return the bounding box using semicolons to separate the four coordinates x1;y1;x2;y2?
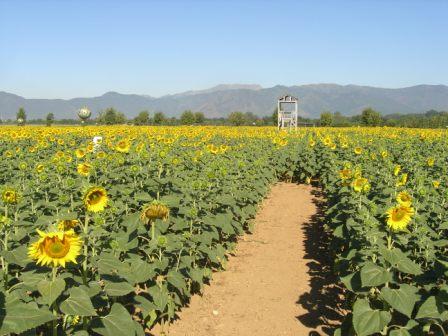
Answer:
296;188;346;336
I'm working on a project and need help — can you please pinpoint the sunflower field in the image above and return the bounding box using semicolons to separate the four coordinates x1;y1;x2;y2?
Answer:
0;126;297;335
1;126;448;335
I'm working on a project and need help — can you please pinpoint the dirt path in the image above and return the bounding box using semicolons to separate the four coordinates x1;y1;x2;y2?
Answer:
152;183;336;336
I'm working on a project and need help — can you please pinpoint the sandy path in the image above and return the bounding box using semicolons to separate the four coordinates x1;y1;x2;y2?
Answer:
152;183;325;336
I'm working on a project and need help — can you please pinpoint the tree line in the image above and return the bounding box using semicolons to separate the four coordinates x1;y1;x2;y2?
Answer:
4;107;448;128
318;108;448;128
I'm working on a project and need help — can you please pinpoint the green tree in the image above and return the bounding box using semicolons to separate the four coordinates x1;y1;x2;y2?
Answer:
320;111;333;126
153;112;166;125
244;112;258;125
134;111;150;125
46;113;55;126
272;107;278;125
180;110;196;125
194;112;205;124
361;108;382;126
228;111;246;126
17;107;27;125
97;107;126;125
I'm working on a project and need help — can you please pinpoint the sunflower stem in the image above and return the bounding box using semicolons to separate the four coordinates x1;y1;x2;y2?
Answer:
82;214;90;285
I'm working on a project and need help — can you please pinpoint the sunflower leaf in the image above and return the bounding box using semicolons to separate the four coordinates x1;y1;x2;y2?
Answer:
0;298;56;335
60;287;97;316
91;303;137;336
37;278;66;306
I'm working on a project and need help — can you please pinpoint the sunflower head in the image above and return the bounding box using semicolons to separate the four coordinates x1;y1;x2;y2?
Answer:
354;147;362;155
75;148;86;158
2;187;19;205
427;157;435;167
339;168;352;180
140;201;170;222
433;180;440;189
115;139;131;153
28;229;82;267
84;187;108;212
386;205;415;232
396;191;412;206
57;219;79;231
77;163;92;176
393;165;401;176
352;177;370;193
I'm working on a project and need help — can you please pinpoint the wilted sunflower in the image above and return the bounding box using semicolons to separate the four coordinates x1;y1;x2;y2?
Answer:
386;205;415;232
28;229;82;267
77;163;92;176
2;187;19;204
115;139;131;153
57;219;79;231
84;187;108;212
352;177;370;192
140;201;170;222
396;191;412;206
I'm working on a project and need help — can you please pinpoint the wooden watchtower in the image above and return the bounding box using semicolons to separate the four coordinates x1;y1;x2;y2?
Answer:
277;95;298;130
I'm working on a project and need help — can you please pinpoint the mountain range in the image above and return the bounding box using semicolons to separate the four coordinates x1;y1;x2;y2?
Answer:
1;83;448;120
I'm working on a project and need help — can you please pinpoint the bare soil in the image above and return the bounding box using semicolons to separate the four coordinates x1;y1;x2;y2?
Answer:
151;183;345;336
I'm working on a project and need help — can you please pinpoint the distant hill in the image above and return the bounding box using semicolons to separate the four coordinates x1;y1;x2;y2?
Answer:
1;84;448;120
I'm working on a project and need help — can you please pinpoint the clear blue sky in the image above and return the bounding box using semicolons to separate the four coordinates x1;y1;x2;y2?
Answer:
1;0;447;98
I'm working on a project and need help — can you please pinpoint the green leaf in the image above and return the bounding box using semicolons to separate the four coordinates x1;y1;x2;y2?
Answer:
167;270;187;294
91;303;136;336
389;328;411;336
104;279;134;297
381;284;419;318
340;271;366;293
416;296;443;319
0;302;56;335
148;285;169;312
60;287;97;316
381;247;422;275
37;278;66;306
352;298;391;336
360;262;392;287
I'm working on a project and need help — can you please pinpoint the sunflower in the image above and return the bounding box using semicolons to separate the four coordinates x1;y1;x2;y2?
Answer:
433;180;440;189
339;168;352;180
115;139;131;153
354;147;362;155
77;163;92;176
28;229;82;267
75;148;86;158
386;205;415;232
396;191;412;206
83;187;108;212
352;177;370;192
393;165;401;176
35;164;45;174
57;219;79;231
140;201;170;222
2;187;19;204
427;157;435;167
